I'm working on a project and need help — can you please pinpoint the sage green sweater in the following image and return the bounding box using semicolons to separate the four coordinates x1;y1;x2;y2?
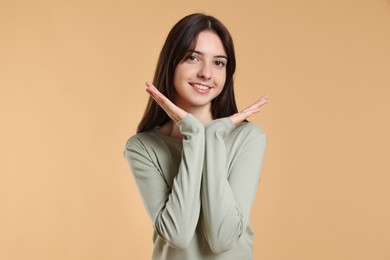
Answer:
124;114;266;260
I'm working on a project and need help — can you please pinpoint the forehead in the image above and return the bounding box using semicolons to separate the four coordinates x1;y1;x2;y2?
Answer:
193;31;226;56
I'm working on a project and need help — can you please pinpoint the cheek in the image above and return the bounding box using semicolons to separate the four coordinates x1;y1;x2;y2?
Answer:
173;68;183;90
216;72;227;96
215;74;226;95
173;65;190;84
218;71;227;87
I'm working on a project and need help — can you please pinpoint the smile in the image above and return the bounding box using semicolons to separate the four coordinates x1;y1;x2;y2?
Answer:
190;83;211;91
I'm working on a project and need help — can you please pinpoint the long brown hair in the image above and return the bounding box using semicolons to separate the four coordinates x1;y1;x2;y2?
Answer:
137;13;238;133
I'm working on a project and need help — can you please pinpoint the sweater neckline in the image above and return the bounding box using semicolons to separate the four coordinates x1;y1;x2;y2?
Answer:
152;127;183;144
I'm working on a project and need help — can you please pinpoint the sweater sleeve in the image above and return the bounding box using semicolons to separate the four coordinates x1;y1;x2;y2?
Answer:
201;118;266;253
124;114;205;249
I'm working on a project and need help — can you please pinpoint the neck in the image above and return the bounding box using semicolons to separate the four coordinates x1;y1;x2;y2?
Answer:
181;103;213;125
177;101;214;125
189;109;213;125
160;105;213;140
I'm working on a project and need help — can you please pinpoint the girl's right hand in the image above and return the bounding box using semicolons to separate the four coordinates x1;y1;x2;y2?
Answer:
145;81;188;123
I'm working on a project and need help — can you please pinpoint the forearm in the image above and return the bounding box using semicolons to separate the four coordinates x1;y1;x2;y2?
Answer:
201;118;266;253
154;114;205;248
202;118;243;253
125;114;205;249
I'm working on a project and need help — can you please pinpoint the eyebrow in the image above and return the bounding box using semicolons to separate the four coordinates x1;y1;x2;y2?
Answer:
188;50;228;60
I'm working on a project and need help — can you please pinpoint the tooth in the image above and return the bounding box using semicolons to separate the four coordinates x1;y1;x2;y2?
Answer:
194;84;208;90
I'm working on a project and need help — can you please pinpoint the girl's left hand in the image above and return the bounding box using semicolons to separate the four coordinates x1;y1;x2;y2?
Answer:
229;95;268;126
145;81;188;123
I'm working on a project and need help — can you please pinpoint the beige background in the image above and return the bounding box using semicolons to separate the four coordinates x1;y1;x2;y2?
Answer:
1;0;390;259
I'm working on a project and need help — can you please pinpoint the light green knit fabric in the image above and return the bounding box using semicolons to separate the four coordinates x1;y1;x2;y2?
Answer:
124;114;266;260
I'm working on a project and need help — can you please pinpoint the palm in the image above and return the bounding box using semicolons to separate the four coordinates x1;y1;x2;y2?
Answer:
229;95;268;126
145;82;188;123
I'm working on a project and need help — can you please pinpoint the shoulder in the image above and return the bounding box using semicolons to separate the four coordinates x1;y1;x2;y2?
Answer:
124;131;161;155
234;121;266;139
124;129;181;156
125;131;153;148
225;121;267;149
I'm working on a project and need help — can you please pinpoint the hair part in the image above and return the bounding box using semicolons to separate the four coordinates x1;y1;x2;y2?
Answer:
137;13;238;133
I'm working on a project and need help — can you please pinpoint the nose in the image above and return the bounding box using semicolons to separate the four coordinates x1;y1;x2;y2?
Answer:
197;62;212;80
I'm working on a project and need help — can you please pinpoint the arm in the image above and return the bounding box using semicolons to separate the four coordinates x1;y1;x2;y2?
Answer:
124;114;204;249
201;119;267;254
201;95;268;253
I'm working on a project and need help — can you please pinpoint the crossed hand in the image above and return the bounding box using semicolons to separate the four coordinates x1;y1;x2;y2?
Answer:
145;82;268;126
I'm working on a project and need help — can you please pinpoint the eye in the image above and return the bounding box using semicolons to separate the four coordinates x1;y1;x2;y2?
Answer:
214;60;226;67
186;54;200;63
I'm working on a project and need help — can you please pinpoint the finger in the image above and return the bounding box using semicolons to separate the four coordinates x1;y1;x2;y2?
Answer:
230;95;268;126
145;82;171;107
144;81;188;122
239;107;261;119
145;82;160;98
230;102;265;126
257;95;268;104
241;97;268;113
145;82;164;98
244;108;261;117
252;95;268;107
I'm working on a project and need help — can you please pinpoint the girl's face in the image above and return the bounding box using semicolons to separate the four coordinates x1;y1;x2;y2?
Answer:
173;31;227;111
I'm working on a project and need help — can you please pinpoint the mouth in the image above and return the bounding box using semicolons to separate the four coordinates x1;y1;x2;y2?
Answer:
190;83;211;92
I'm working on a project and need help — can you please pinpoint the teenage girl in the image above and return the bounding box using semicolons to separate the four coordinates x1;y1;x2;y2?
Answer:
124;13;268;260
